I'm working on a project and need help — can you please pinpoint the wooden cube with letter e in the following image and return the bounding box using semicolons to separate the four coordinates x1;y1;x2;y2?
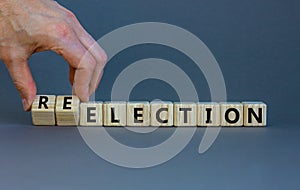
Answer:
55;96;80;126
127;102;150;126
80;102;103;126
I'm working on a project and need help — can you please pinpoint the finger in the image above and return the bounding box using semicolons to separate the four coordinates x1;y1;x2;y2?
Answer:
50;33;97;102
89;61;104;95
70;19;107;94
69;66;75;85
4;57;37;111
90;69;104;95
55;3;107;95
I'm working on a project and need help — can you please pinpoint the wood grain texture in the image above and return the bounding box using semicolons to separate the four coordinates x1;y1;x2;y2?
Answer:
80;102;103;126
127;102;150;126
243;102;267;126
103;102;126;126
55;96;80;126
174;102;196;126
31;95;56;126
220;102;244;126
197;102;220;126
150;101;173;126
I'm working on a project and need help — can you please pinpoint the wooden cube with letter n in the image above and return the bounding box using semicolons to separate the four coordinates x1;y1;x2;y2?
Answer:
243;102;267;126
55;96;80;126
80;102;103;126
31;95;56;126
127;102;150;126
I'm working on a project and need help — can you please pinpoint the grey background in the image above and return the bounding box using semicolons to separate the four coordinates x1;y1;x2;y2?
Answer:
0;0;299;189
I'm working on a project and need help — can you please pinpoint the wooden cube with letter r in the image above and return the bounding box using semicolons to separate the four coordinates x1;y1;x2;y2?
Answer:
31;95;56;126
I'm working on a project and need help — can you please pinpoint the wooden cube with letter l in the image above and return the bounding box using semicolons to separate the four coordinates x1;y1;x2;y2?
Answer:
55;96;80;126
243;102;267;126
31;95;56;126
103;101;126;126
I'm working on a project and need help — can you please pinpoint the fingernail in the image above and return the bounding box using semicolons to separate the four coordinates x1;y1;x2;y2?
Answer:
22;99;29;111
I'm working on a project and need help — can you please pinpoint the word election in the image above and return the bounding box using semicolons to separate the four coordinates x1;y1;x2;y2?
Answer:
31;95;267;127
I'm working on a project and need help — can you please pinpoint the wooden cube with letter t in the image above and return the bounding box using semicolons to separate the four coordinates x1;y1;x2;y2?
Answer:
174;102;196;126
80;102;103;126
31;95;56;126
103;102;126;126
55;96;80;126
243;102;267;126
127;102;150;126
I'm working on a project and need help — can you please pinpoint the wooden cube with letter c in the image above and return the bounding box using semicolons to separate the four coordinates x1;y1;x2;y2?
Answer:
150;101;173;126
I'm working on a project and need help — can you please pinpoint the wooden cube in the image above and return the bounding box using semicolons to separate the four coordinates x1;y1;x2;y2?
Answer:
197;102;220;126
80;102;103;126
243;102;267;126
31;95;56;126
127;102;150;126
103;102;126;126
220;102;243;126
174;102;196;126
150;101;173;126
55;96;80;126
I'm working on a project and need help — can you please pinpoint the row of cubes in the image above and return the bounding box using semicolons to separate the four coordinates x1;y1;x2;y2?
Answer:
31;95;267;127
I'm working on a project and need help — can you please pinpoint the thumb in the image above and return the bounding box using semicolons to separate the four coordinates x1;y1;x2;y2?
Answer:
4;57;37;111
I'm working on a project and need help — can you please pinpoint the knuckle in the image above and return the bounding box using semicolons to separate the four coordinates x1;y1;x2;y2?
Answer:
0;50;26;66
48;22;73;40
13;80;27;93
64;10;78;22
100;51;108;64
78;56;97;71
87;58;97;69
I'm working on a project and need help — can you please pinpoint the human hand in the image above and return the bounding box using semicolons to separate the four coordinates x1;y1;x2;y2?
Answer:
0;0;107;111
